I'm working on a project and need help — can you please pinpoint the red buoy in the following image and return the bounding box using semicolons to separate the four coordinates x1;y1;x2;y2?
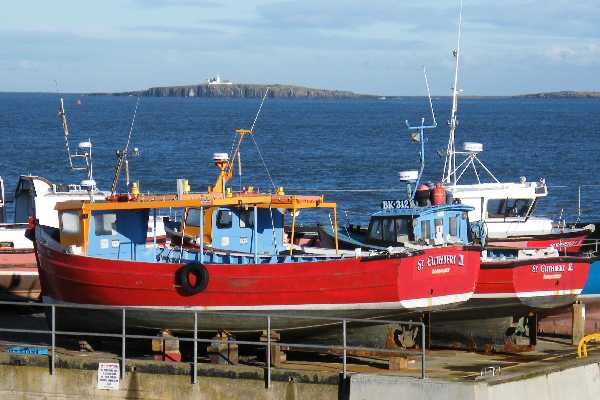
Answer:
432;183;446;205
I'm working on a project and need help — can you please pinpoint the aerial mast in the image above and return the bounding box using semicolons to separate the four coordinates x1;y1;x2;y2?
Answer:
442;0;463;186
58;97;96;190
404;67;437;203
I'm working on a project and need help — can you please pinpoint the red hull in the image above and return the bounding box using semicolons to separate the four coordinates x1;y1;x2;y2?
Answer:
487;232;589;253
473;256;590;310
37;244;480;313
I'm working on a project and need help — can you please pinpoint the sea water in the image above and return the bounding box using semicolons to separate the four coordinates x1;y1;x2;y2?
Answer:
0;93;599;225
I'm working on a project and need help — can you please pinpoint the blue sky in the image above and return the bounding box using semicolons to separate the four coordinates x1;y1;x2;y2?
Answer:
1;0;599;95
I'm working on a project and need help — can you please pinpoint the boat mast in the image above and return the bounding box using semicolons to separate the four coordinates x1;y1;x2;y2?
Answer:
110;97;141;195
442;0;463;187
58;98;74;169
58;97;96;189
405;67;437;203
213;88;270;194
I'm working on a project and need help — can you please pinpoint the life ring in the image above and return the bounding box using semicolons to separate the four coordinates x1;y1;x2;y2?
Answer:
177;263;209;295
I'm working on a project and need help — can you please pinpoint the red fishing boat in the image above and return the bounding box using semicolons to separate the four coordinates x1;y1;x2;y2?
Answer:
33;126;482;333
473;248;590;311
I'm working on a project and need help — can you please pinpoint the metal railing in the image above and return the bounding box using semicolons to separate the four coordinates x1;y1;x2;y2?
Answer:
0;300;426;387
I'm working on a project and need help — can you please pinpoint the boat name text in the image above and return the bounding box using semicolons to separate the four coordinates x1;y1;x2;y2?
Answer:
531;263;574;273
417;254;464;271
550;240;581;249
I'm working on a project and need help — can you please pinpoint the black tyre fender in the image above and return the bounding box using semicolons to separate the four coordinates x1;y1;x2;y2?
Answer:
177;263;209;295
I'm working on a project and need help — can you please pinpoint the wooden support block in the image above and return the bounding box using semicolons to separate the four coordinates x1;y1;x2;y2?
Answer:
572;302;586;345
388;356;409;370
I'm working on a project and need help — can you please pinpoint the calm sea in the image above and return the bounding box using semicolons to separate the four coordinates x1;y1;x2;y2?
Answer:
1;93;599;224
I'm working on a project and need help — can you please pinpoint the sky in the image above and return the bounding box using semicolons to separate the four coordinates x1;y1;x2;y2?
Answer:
0;0;599;96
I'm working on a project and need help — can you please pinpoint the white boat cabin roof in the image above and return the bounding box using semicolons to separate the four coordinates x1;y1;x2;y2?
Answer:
446;181;547;200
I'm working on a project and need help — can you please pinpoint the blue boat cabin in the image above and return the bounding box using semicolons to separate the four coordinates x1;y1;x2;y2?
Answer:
366;204;473;246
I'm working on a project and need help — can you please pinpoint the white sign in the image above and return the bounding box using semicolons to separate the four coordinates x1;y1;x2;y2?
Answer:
381;199;410;210
97;362;120;390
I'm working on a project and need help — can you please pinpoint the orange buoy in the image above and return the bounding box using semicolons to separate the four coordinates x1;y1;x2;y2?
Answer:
432;183;446;205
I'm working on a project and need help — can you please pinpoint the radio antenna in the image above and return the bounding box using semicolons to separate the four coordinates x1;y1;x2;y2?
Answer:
110;97;141;195
442;0;463;186
57;91;96;190
404;66;438;201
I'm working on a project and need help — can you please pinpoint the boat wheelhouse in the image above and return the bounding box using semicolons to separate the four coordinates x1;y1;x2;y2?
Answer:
320;203;474;251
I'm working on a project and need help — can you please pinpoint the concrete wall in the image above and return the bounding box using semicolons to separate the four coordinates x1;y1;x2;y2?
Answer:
350;362;600;400
487;363;600;400
0;356;339;400
350;374;480;400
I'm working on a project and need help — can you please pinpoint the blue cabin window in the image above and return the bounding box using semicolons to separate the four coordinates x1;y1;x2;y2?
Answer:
368;216;413;244
395;219;410;242
186;208;202;226
239;209;254;228
421;220;431;240
368;219;382;241
95;213;117;236
449;216;458;237
216;210;233;229
61;211;81;235
382;219;395;242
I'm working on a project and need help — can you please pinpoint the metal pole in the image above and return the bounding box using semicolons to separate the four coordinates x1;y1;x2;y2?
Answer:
253;205;258;263
121;308;126;380
51;305;55;375
153;208;157;259
333;207;339;256
267;316;271;389
200;207;204;264
342;319;347;378
421;322;426;379
193;312;198;384
578;185;582;219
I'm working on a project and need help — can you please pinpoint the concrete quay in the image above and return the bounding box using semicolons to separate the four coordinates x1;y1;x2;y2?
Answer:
0;338;599;400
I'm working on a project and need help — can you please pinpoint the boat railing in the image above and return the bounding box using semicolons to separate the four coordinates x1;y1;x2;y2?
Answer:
0;300;426;387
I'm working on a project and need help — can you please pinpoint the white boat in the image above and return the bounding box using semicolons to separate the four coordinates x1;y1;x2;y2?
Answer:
438;17;591;252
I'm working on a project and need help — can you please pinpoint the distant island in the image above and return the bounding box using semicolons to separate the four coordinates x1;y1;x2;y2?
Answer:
515;91;600;98
93;83;375;99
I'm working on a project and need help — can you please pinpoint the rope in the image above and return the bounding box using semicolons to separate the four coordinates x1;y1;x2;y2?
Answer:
248;88;276;191
124;97;140;154
284;188;407;192
111;97;141;195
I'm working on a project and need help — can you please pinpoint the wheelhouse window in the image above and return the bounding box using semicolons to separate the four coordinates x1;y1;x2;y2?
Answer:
61;211;81;235
216;209;233;229
94;213;117;236
487;199;533;218
395;218;411;243
368;219;382;241
239;209;254;228
382;218;395;242
449;216;458;238
420;220;431;240
185;208;202;227
505;199;533;218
